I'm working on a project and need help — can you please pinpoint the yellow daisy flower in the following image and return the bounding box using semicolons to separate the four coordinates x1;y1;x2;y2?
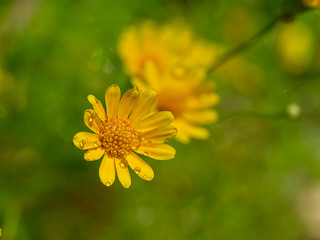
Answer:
132;62;220;143
117;20;219;78
73;84;177;188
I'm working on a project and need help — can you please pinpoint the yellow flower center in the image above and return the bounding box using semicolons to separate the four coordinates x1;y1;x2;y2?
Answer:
157;90;186;117
100;118;140;158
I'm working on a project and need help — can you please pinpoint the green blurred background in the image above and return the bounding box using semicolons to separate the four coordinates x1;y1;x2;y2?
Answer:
1;0;320;239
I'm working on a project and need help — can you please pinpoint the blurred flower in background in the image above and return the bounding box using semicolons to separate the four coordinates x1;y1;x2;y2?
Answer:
302;0;320;8
276;21;316;74
118;21;220;143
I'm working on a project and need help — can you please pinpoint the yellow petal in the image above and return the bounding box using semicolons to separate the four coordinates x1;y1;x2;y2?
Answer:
175;130;191;144
141;126;177;143
99;154;116;186
136;143;176;160
129;89;157;122
144;60;161;89
131;77;149;93
105;84;121;119
126;153;154;181
87;95;107;122
84;147;105;161
183;110;218;124
186;93;220;109
118;87;140;118
174;120;209;140
73;132;101;150
115;158;131;188
84;109;103;134
135;111;174;131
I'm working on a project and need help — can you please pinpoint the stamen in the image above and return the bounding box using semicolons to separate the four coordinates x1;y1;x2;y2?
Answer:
100;117;140;158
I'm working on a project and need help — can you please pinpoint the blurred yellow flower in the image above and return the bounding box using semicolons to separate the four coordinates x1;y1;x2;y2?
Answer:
276;21;315;74
118;20;220;143
73;84;176;188
132;63;219;143
302;0;320;8
117;20;219;77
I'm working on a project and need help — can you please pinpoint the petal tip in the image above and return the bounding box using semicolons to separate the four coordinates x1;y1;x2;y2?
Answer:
87;94;95;103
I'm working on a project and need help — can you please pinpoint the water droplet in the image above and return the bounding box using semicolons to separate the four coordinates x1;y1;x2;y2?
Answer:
144;152;148;156
88;117;93;126
91;112;97;119
142;175;147;179
79;139;86;148
106;182;111;186
120;159;128;168
134;167;141;174
93;141;100;147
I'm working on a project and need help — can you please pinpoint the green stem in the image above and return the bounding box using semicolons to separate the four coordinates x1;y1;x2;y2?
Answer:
209;15;282;73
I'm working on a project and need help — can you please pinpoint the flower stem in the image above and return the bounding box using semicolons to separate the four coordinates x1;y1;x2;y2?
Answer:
209;15;282;73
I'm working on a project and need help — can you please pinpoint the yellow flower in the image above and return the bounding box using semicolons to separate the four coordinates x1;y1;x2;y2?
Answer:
117;20;219;78
132;62;219;143
118;20;220;143
276;21;315;74
73;85;177;188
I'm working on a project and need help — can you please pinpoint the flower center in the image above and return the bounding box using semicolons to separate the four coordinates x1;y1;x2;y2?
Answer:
100;118;140;158
157;90;186;117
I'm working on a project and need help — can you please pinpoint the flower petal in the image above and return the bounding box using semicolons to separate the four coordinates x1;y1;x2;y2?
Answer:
84;147;105;161
115;158;131;188
135;111;174;132
136;143;176;160
186;93;220;109
73;132;101;150
99;154;116;186
105;84;121;119
174;130;191;144
118;87;140;118
129;89;157;122
87;95;107;122
141;125;177;143
143;60;161;89
84;109;103;134
131;77;149;93
126;153;154;181
173;120;209;140
183;110;218;124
